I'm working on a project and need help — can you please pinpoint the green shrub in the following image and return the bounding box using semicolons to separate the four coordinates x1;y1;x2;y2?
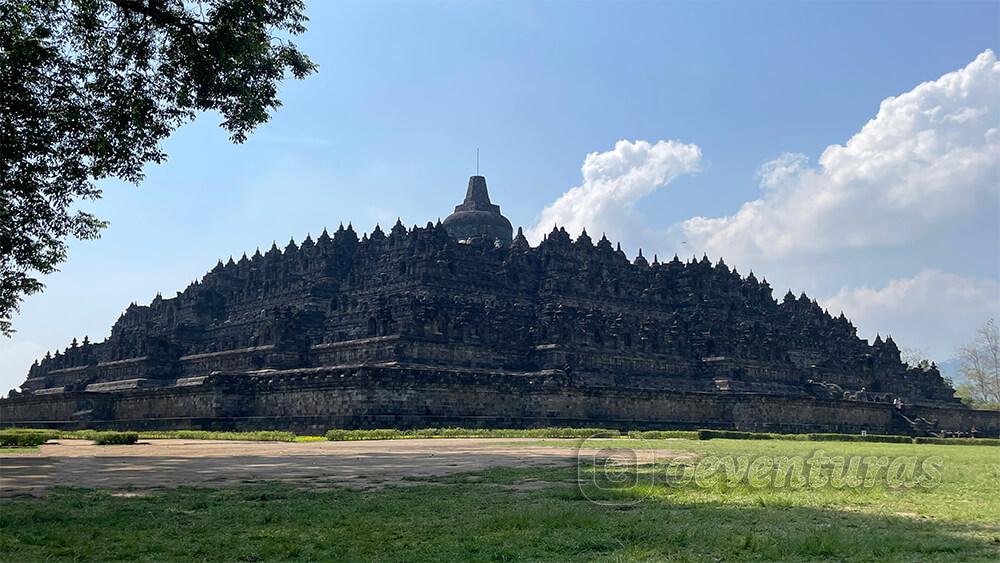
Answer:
59;429;102;440
912;437;1000;446
806;433;912;444
3;429;299;443
0;429;59;447
681;430;921;443
628;430;700;440
697;429;776;440
92;431;139;445
629;429;805;441
137;430;296;442
772;433;811;441
503;427;619;439
324;427;621;441
1;428;60;436
326;429;403;441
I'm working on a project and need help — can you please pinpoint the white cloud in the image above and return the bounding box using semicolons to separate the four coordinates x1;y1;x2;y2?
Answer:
757;152;809;191
823;270;1000;359
681;49;1000;262
532;51;999;361
528;139;702;243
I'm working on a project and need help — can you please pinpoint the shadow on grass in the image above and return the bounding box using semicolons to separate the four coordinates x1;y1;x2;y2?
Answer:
0;449;578;497
0;477;997;562
550;484;998;561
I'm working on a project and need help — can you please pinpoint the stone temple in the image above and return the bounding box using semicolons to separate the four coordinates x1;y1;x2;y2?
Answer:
2;177;997;436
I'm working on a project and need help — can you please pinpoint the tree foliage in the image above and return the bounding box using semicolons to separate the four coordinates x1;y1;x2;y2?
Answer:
956;319;1000;409
900;347;931;370
0;0;316;335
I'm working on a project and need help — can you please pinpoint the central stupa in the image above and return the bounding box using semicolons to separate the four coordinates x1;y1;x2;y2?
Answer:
441;176;513;245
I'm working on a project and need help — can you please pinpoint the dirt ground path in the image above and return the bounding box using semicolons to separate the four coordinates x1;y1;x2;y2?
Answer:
0;438;678;496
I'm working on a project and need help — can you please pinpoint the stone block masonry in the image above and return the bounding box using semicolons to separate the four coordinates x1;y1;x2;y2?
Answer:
3;366;997;437
4;176;989;437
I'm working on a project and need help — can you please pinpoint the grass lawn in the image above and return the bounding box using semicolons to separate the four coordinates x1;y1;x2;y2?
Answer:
1;439;997;562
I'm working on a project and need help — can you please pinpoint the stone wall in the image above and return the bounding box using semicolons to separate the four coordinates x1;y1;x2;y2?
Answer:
20;220;962;417
3;366;996;437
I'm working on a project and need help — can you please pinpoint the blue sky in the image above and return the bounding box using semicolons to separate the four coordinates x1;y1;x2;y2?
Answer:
3;1;999;392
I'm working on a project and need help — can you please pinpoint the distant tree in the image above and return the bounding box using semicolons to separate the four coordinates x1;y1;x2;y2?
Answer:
900;347;931;370
957;319;1000;408
0;0;316;335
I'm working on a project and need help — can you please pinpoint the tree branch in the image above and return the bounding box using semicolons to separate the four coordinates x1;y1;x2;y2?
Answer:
109;0;207;31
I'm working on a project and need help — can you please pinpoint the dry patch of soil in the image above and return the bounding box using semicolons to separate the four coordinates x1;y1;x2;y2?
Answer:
0;438;692;497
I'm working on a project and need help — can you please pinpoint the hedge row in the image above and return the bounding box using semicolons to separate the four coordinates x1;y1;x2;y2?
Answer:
691;430;998;444
913;437;1000;446
36;429;140;445
0;429;59;447
324;427;985;443
59;430;109;441
697;429;778;440
4;426;997;446
0;429;140;446
324;427;620;441
92;431;139;445
628;430;700;440
694;430;913;443
137;430;296;442
806;433;913;444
